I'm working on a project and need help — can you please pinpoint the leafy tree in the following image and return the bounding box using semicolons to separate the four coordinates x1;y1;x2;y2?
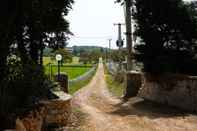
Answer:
133;0;197;74
89;51;102;63
0;0;74;123
79;52;91;64
75;46;106;64
54;48;73;63
110;49;127;63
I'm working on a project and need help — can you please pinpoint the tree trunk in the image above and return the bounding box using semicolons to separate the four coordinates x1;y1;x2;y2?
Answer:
39;38;44;65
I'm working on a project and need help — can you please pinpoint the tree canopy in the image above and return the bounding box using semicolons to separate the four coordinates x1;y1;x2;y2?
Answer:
133;0;197;74
0;0;74;123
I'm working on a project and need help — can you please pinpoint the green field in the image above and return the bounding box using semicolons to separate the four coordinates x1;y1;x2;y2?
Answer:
43;56;92;66
43;56;80;65
45;65;91;79
44;56;97;94
44;56;94;79
69;66;97;94
43;57;54;65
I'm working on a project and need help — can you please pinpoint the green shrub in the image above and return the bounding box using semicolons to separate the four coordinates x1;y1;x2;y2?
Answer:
0;58;52;115
134;0;197;75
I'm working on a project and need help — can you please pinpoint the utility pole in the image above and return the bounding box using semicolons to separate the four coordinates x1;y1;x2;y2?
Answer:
124;0;133;71
114;23;124;46
108;38;112;62
114;23;124;70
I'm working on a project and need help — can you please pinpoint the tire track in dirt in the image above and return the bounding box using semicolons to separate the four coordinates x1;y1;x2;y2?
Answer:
71;59;197;131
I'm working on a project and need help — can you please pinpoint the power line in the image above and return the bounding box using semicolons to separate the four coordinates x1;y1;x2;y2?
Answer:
70;35;115;39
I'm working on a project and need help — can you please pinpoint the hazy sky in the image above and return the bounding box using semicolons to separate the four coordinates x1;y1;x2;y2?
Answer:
67;0;124;48
67;0;194;48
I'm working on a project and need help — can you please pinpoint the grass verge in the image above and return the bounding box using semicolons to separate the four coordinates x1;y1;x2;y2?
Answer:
104;64;124;97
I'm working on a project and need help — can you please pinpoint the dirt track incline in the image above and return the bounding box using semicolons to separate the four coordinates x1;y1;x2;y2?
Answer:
72;60;197;131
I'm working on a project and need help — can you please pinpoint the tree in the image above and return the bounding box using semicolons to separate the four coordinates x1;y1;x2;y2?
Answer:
54;48;73;63
133;0;197;74
79;52;91;64
110;49;127;62
0;0;74;122
89;51;102;63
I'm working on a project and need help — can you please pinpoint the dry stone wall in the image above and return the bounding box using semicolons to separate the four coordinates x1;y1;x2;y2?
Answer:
127;72;197;112
11;92;72;131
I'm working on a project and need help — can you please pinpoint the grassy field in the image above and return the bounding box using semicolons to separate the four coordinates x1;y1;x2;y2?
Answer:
43;57;54;65
45;65;92;79
72;57;80;64
44;56;97;94
44;56;94;79
43;56;89;66
69;67;97;95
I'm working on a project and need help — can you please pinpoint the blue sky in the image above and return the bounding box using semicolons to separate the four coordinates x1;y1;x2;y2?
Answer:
67;0;194;48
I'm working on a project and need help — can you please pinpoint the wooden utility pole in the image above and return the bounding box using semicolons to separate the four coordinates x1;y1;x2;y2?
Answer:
125;0;133;71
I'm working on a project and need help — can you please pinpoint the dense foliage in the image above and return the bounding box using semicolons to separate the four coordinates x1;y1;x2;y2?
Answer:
0;0;73;123
53;48;73;63
73;46;106;56
110;49;127;63
133;0;197;75
72;46;107;64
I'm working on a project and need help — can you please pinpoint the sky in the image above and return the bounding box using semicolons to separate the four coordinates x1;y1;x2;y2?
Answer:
67;0;194;49
67;0;125;49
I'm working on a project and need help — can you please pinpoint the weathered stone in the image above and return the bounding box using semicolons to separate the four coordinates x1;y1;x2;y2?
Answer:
137;73;197;112
55;73;69;93
13;92;72;131
41;92;72;127
124;71;142;99
15;106;46;131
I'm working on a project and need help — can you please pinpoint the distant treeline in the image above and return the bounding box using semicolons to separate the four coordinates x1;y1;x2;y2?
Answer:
43;46;108;56
72;46;108;56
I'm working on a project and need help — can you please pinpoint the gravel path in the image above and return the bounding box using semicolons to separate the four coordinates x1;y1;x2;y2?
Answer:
71;60;197;131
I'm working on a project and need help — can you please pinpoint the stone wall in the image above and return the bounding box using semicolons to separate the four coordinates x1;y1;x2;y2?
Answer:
126;72;197;112
11;92;72;131
139;73;197;112
42;97;72;127
124;71;142;99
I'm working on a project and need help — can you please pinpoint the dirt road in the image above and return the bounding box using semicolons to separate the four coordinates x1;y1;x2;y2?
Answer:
72;61;197;131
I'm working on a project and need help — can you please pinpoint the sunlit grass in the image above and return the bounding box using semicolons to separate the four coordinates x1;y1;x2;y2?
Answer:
104;65;124;97
69;68;97;95
45;65;92;79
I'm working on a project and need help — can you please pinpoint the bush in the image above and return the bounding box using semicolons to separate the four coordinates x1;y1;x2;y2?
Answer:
134;0;197;75
0;57;52;116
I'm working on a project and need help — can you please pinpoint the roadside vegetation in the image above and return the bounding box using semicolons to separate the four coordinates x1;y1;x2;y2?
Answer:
45;65;92;79
42;48;99;95
69;67;97;95
44;56;93;79
134;0;197;75
104;64;124;97
0;0;74;129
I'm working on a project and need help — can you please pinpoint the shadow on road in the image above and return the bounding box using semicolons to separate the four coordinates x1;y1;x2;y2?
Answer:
107;97;196;119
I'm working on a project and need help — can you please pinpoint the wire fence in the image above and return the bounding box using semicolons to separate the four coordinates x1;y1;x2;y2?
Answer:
106;61;143;74
68;66;96;85
46;64;93;81
106;62;119;75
